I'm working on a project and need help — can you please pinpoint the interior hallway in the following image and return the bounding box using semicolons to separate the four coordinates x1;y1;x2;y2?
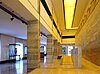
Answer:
29;58;100;74
0;0;100;74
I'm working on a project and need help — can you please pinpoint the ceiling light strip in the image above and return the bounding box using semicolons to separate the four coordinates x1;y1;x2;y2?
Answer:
64;0;76;29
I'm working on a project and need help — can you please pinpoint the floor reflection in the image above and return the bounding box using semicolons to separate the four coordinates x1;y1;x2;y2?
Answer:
40;56;47;64
29;58;100;74
15;60;24;74
0;60;27;74
44;56;47;64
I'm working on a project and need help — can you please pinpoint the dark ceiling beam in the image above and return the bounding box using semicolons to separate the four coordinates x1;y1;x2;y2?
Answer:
0;2;28;25
40;32;47;37
41;0;61;38
62;36;75;39
41;0;52;16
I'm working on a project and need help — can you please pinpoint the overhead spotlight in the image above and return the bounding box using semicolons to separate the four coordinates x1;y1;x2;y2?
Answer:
22;21;25;24
41;34;42;36
0;2;2;4
10;16;14;21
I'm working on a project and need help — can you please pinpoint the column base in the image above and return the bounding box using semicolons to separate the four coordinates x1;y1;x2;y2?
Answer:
46;55;53;64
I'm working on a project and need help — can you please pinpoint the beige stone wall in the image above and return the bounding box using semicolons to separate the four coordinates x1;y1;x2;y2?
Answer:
76;1;100;66
46;35;53;63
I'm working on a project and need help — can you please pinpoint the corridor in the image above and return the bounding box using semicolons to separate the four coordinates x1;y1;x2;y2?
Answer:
0;0;100;74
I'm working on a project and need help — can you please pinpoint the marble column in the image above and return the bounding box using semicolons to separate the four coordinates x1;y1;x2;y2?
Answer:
54;40;58;58
27;20;40;72
46;35;53;63
71;46;82;68
58;42;62;56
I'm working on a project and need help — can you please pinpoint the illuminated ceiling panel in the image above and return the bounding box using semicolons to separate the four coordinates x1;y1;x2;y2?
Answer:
64;0;76;29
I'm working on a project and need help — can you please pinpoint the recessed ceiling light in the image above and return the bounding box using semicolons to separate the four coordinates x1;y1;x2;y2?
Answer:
64;0;76;29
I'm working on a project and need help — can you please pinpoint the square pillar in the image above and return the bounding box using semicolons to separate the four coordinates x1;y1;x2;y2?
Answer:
71;46;82;68
58;42;62;56
54;40;58;58
27;20;40;72
46;35;53;63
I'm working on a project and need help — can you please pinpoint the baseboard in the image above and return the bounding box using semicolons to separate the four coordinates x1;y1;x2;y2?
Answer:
22;57;27;60
0;59;16;64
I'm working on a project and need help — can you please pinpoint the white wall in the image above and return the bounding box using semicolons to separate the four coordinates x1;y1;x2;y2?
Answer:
0;35;1;61
75;1;100;66
0;34;15;61
0;34;27;61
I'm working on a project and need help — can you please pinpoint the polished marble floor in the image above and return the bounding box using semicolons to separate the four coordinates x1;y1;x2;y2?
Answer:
0;60;27;74
29;58;100;74
0;57;100;74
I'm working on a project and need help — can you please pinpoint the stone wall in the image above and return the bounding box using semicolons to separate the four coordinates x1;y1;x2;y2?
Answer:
76;1;100;66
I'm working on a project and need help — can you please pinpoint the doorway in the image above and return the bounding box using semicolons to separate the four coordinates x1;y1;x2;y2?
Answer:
15;43;23;60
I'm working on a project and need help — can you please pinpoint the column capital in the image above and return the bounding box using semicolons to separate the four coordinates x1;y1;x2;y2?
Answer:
54;39;57;41
28;20;38;24
47;34;52;36
58;42;60;44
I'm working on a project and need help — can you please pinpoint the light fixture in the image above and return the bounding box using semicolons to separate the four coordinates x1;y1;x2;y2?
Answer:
10;16;14;21
64;0;76;29
41;34;42;37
